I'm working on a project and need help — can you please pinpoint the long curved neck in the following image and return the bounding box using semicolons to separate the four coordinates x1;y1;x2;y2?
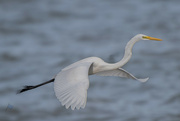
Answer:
108;36;141;69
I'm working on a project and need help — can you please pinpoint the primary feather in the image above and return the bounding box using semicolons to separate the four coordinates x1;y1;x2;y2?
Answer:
54;62;92;110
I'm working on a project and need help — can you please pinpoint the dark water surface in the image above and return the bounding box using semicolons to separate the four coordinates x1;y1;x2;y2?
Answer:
0;0;180;121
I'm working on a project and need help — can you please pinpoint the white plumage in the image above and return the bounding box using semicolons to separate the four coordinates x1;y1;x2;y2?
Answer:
53;34;162;110
54;62;92;110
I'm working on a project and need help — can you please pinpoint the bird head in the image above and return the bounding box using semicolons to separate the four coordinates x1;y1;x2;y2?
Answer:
137;34;162;41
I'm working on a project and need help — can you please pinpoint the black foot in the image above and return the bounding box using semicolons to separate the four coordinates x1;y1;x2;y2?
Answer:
17;86;35;94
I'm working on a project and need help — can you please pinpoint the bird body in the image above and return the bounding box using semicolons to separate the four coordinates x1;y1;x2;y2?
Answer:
18;34;162;110
62;57;103;74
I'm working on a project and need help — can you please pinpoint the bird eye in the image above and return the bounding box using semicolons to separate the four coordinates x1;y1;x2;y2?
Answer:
142;36;147;39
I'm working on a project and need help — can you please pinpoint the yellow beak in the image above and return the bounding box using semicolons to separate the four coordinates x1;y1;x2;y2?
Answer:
143;36;162;41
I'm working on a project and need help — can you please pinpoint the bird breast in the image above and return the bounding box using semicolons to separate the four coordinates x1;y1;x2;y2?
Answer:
87;57;109;75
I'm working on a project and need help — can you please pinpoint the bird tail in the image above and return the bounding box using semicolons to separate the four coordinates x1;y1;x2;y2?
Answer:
17;78;55;94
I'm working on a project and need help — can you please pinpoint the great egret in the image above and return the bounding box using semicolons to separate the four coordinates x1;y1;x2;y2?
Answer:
18;34;162;110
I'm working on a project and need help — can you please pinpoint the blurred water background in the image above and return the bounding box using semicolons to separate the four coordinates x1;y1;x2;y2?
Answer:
0;0;180;121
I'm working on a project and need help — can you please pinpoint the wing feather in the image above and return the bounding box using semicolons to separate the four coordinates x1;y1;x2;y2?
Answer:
96;68;149;82
54;62;92;110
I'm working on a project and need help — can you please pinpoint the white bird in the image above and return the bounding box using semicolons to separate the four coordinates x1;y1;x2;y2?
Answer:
18;34;162;110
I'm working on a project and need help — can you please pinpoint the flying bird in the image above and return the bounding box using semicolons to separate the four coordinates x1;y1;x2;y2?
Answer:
18;34;162;110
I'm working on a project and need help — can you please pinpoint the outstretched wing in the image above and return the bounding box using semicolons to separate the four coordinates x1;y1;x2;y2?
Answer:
54;62;93;110
96;68;149;82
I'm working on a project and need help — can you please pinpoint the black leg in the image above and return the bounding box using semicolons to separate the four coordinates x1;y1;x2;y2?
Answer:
17;78;55;94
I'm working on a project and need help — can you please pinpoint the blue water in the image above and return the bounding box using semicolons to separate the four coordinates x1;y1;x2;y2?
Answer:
0;0;180;121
